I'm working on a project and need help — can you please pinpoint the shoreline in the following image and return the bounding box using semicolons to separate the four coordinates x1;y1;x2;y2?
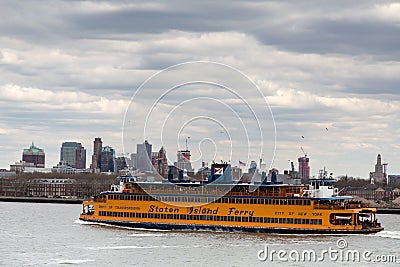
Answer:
0;196;84;204
376;208;400;214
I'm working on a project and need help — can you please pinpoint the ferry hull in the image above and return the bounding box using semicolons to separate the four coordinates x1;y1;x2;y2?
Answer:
79;218;383;234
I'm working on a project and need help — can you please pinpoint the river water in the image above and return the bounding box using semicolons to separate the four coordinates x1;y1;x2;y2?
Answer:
0;202;399;266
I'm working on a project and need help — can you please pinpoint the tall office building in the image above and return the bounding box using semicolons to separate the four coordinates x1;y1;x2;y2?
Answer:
152;147;168;176
130;153;137;169
174;149;193;173
22;142;45;168
298;156;310;179
136;140;152;172
100;146;115;172
60;142;86;169
90;137;103;171
115;157;128;172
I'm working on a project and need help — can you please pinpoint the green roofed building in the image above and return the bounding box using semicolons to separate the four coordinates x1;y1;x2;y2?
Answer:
22;142;45;168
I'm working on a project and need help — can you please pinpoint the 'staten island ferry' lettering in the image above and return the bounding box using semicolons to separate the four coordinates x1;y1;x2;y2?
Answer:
80;163;383;234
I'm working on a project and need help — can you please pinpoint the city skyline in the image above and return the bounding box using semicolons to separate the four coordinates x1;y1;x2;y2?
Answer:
0;1;400;177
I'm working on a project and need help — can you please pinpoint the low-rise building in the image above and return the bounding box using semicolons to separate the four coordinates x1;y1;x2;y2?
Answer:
27;178;77;197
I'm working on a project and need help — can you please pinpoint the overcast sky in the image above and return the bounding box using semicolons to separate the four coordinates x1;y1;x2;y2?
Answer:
1;0;400;178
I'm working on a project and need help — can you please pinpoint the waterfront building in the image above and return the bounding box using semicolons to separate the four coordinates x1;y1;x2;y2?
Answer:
370;154;386;184
22;142;45;168
136;141;152;172
341;186;400;201
90;137;103;172
298;156;310;179
100;146;115;173
60;142;86;169
27;178;77;197
388;175;400;186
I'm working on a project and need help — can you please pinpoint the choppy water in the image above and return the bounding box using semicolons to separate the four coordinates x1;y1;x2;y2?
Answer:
0;202;399;266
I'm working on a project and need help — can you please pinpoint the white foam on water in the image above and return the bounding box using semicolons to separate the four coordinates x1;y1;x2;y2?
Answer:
57;259;95;264
74;220;172;232
375;230;400;239
128;233;165;237
86;245;180;250
74;219;98;225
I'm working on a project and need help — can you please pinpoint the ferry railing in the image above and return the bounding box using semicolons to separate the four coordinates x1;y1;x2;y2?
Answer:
134;188;282;197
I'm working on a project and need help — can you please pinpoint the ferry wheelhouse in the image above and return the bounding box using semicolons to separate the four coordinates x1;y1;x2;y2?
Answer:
80;164;383;234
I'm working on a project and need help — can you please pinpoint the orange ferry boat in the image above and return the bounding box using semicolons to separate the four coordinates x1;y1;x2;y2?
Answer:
79;163;383;234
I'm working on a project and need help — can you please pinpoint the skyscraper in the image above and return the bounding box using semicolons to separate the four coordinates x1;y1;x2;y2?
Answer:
152;147;168;176
174;149;193;173
100;146;115;172
90;137;103;171
130;153;137;169
22;142;45;168
60;142;86;169
136;140;152;172
298;156;310;179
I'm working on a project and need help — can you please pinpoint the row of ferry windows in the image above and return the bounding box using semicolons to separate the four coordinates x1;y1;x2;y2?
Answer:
107;194;311;206
98;211;322;225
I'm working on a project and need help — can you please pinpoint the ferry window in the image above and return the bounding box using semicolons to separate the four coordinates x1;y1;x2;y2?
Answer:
207;215;212;220
264;218;270;223
167;214;172;219
179;214;184;220
318;219;322;225
161;214;166;219
242;217;248;222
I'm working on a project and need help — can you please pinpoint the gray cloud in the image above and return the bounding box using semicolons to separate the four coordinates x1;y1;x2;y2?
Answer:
0;0;399;177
